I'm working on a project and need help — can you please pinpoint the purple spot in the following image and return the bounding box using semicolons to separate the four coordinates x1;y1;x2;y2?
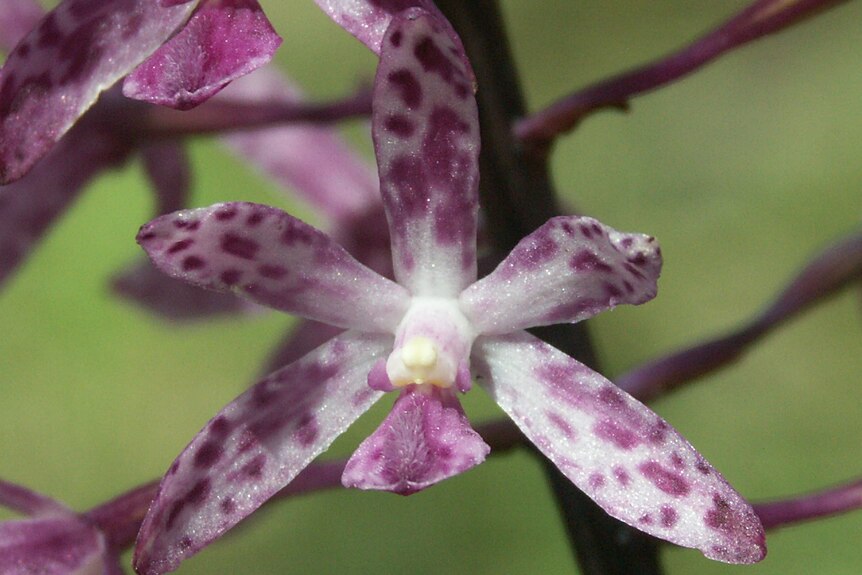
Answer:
670;452;685;469
249;414;285;440
178;536;193;550
569;250;612;273
590;223;603;236
294;413;319;447
388;69;421;108
220;498;236;515
221;233;259;260
705;494;734;531
182;256;205;271
639;461;690;497
390;30;403;47
185;478;211;505
621;237;634;248
695;459;712;475
258;264;287;280
138;231;156;242
623;280;634;294
589;473;606;489
168;460;180;476
594;420;640;450
17;42;31;59
546;411;576;439
167;238;194;254
384;114;415;138
281;224;316;246
613;466;631;486
579;224;593;238
603;282;623;299
37;13;61;48
247;211;265;226
598;386;625;408
414;35;457;84
561;222;575;235
629;252;647;266
648;419;669;445
209;416;232;438
660;505;679;528
241;454;266;478
220;269;242;286
215;207;238;221
624;263;646;279
193;441;223;468
639;513;654;525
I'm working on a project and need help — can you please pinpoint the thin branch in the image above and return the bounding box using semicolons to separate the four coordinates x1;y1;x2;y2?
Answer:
618;229;862;402
755;477;862;530
514;0;851;145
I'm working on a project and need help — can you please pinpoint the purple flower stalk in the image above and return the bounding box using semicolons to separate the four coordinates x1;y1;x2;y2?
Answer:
132;9;765;574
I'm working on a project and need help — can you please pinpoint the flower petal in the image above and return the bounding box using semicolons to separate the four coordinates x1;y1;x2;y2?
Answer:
0;123;129;289
133;331;389;575
218;66;381;223
314;0;451;55
123;0;281;110
0;480;68;517
0;0;197;183
472;332;766;564
373;9;480;297
110;258;258;321
136;202;410;331
0;516;106;575
0;0;43;52
461;216;662;334
259;320;344;375
342;385;488;494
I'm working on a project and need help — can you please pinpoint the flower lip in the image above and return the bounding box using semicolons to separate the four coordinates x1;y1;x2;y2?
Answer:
385;297;475;389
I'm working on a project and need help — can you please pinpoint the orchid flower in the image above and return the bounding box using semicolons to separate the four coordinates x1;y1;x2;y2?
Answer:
0;478;157;575
132;9;766;574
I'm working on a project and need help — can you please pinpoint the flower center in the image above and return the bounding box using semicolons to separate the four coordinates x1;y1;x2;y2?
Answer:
384;297;475;390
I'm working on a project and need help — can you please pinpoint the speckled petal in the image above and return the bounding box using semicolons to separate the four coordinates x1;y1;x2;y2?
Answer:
0;0;43;52
136;202;410;331
0;479;68;517
0;516;106;575
219;66;380;223
343;385;488;494
373;9;480;296
133;331;389;575
0;123;129;289
123;0;281;110
0;0;197;183
314;0;451;55
461;216;662;334
472;332;766;564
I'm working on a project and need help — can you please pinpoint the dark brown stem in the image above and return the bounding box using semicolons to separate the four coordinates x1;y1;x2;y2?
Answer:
434;1;662;573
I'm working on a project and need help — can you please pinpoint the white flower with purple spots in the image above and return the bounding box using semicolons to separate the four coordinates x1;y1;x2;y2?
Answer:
132;9;765;574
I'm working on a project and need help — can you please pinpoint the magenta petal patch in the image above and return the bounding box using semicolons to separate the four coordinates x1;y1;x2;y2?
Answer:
461;215;662;334
342;386;489;494
134;332;388;575
123;0;282;110
0;0;197;183
472;332;766;564
0;516;106;575
0;479;68;517
373;9;480;297
0;0;44;52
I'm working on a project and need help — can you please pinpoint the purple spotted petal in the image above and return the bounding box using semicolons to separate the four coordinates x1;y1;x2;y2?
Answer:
314;0;450;55
0;0;43;52
0;516;107;575
219;66;380;222
373;9;480;297
342;385;489;494
111;258;258;321
136;202;410;331
461;216;662;334
141;142;191;216
0;123;129;289
123;0;281;110
472;332;766;564
0;0;197;183
133;331;388;575
0;480;67;517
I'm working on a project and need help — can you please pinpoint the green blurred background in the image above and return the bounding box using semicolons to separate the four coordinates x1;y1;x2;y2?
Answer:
2;1;861;573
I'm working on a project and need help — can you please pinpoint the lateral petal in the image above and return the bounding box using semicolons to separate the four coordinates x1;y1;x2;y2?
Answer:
0;0;197;183
0;479;68;517
123;0;281;110
0;516;106;575
0;0;43;52
472;332;766;564
461;215;662;334
373;9;480;296
133;331;389;575
342;385;488;494
136;202;410;331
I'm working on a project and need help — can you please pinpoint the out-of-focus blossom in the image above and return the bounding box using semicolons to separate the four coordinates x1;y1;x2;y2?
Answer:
132;10;765;574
